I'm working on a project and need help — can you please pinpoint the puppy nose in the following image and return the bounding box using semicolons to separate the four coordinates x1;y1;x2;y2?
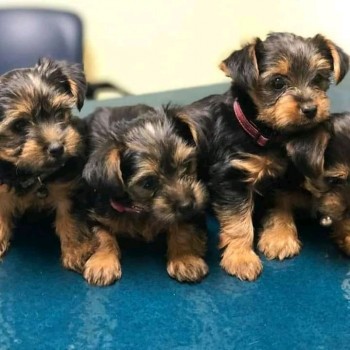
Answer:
301;104;317;119
48;143;64;158
177;202;196;220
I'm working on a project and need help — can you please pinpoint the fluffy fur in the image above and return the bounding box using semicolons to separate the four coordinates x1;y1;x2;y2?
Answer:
176;32;349;280
82;105;208;286
286;113;350;256
0;58;96;273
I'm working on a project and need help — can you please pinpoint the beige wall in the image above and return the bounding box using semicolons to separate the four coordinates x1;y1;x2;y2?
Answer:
0;0;348;97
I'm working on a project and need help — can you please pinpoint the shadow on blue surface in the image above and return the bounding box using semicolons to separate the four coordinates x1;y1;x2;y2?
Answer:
1;214;349;350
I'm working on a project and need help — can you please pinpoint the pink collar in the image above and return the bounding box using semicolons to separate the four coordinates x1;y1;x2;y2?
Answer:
110;199;143;214
233;99;270;147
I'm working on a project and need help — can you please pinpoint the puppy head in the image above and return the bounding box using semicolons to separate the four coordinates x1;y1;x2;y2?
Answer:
220;32;349;133
83;107;207;223
0;58;87;172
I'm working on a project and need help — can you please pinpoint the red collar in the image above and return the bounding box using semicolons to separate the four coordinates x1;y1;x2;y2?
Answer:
110;199;143;214
233;99;270;147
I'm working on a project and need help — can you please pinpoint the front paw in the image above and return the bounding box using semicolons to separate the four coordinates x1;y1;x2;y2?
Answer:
167;255;208;282
0;239;10;259
83;252;122;286
220;249;262;281
336;236;350;256
258;227;301;260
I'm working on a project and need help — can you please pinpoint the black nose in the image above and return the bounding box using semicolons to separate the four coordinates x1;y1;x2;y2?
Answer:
48;143;64;158
177;202;196;220
301;105;317;119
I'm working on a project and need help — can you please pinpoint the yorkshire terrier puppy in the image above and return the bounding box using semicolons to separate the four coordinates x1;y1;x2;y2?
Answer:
286;113;350;256
82;105;208;286
0;58;95;272
177;32;349;280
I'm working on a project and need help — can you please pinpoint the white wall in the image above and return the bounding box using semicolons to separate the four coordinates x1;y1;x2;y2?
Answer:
0;0;348;97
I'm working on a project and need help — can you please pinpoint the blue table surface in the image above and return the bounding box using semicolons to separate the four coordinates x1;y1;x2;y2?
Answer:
2;78;350;350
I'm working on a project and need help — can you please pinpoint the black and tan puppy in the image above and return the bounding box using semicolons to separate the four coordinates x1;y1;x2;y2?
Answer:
82;105;208;286
177;32;349;280
286;113;350;256
0;58;95;272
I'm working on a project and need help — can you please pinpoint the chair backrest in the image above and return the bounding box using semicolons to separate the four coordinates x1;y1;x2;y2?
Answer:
0;8;83;74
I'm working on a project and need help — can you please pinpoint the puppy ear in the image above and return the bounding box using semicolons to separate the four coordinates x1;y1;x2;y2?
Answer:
286;126;330;178
219;38;262;89
312;34;350;84
83;143;124;191
162;105;199;146
36;57;87;110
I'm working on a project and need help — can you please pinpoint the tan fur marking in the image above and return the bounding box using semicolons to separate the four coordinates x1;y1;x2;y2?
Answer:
173;142;195;166
40;124;62;143
231;153;286;186
333;219;350;255
217;198;262;281
51;94;76;109
83;228;122;286
310;54;331;71
258;191;305;260
55;199;94;272
325;39;342;82
177;114;199;145
219;62;231;77
0;191;16;257
106;148;124;184
19;139;46;167
167;222;208;282
257;92;330;130
64;126;81;156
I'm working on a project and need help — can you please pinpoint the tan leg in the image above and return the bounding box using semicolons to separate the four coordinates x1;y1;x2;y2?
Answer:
218;198;262;281
83;228;122;286
258;191;305;260
0;213;13;258
333;219;350;256
55;200;95;272
0;190;14;258
167;222;208;282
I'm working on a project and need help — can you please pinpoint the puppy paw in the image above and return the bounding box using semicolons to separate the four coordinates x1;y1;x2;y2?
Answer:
61;242;95;273
83;252;122;286
336;236;350;256
258;228;301;260
220;249;262;281
0;239;10;259
167;256;208;282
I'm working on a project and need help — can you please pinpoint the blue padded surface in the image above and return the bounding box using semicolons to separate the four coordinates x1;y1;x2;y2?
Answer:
1;217;349;349
2;80;350;349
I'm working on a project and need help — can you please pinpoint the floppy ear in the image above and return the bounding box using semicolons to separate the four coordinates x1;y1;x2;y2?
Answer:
162;105;199;147
312;34;350;84
36;57;87;110
286;126;330;178
83;142;124;192
219;38;262;89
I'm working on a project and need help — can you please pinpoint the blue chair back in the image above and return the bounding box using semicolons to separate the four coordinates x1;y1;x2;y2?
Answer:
0;8;83;74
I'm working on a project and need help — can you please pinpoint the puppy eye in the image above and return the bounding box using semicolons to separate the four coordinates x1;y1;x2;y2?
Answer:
312;74;324;85
271;76;286;90
140;176;158;191
55;112;66;122
325;177;347;186
11;119;30;133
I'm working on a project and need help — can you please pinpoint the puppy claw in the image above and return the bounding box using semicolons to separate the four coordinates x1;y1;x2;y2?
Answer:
220;250;262;281
167;256;208;282
258;229;301;260
83;252;122;286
